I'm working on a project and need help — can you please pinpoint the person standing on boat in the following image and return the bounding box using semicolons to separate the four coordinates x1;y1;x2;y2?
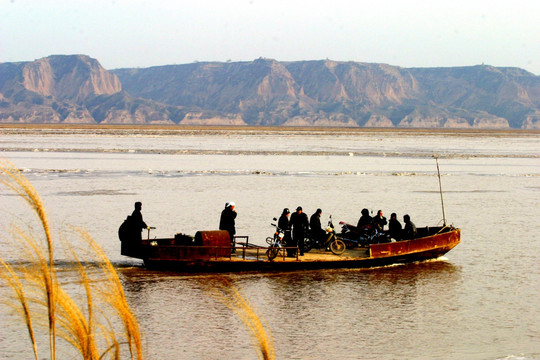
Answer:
372;210;387;231
310;208;325;246
131;201;148;242
219;201;237;252
388;213;402;241
402;214;417;239
290;206;309;256
278;208;293;256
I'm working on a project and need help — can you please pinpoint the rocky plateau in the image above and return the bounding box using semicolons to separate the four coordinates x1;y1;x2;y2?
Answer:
1;54;539;128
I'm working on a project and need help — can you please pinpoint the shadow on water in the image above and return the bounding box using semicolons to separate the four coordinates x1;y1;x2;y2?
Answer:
116;257;460;279
115;259;462;302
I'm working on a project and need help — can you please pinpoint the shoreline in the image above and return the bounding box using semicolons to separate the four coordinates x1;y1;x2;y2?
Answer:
0;123;538;136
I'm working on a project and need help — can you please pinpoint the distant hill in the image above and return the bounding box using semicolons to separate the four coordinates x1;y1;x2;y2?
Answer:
0;55;182;124
1;55;539;128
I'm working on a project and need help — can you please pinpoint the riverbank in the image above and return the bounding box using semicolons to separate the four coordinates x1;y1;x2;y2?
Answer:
1;123;539;136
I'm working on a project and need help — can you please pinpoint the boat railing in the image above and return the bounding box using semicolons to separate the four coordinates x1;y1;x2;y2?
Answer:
434;224;456;235
235;242;299;261
415;225;453;238
234;235;250;246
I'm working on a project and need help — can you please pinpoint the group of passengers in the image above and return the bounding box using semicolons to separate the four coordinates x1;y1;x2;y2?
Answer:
278;206;308;257
201;203;326;257
126;202;418;256
356;208;417;241
214;204;323;257
277;206;325;257
276;206;418;257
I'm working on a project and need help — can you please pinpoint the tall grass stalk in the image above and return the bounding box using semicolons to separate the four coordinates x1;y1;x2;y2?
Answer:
0;257;39;360
0;158;56;359
0;159;143;359
209;278;275;360
75;228;143;360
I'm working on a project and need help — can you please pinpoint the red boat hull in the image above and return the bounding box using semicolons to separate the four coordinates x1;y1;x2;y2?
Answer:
122;227;461;272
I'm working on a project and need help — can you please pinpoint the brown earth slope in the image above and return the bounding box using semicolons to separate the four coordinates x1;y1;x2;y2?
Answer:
1;55;539;128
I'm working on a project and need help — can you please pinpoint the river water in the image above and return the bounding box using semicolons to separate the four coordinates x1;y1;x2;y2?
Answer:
0;127;538;359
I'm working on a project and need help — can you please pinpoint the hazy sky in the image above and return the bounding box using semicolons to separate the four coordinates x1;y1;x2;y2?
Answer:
1;0;539;74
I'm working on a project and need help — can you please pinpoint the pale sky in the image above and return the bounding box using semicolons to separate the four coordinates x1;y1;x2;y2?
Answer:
1;0;539;74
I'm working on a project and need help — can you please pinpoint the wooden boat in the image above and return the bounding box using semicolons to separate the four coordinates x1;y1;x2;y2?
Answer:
121;159;459;272
120;225;460;272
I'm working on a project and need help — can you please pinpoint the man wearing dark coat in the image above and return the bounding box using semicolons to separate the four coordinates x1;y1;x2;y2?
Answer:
357;208;372;230
403;214;417;240
219;201;237;251
131;201;148;242
290;206;309;256
388;212;402;241
310;208;325;246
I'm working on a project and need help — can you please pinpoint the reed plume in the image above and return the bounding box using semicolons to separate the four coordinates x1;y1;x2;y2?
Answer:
0;159;143;359
208;277;275;360
0;158;56;359
0;256;39;359
1;158;272;359
75;227;143;360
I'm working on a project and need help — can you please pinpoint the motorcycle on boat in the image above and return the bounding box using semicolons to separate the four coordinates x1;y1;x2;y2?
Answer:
303;216;346;255
266;217;286;260
339;221;391;248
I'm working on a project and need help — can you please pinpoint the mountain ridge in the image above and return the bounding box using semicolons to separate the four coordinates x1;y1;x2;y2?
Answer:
1;55;539;129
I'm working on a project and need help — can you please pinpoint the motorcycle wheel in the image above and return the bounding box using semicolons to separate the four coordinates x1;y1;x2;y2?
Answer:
267;246;279;260
330;239;346;255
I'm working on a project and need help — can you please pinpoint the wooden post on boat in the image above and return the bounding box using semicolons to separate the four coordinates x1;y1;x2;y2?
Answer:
434;156;447;226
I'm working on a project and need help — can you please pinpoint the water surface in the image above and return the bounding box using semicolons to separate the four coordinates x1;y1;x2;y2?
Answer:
0;128;538;359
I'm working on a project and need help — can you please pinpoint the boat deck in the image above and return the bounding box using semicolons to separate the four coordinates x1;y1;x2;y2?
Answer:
227;246;371;263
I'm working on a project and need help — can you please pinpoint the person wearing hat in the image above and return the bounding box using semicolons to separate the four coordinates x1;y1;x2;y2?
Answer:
219;201;237;252
290;206;309;256
278;208;293;256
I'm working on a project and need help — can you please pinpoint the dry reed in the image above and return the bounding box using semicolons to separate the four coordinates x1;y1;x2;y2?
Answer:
1;158;274;359
208;277;275;360
0;159;143;359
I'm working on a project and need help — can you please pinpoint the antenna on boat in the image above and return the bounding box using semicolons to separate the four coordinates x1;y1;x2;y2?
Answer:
434;156;447;226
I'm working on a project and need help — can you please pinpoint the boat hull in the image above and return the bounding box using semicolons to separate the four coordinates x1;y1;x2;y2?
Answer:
122;227;460;273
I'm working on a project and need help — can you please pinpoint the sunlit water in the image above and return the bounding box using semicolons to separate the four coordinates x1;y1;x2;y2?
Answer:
0;128;539;359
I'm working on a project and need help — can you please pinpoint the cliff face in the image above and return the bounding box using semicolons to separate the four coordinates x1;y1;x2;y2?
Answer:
113;59;540;128
22;55;121;101
407;66;540;128
1;55;539;128
0;55;180;124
